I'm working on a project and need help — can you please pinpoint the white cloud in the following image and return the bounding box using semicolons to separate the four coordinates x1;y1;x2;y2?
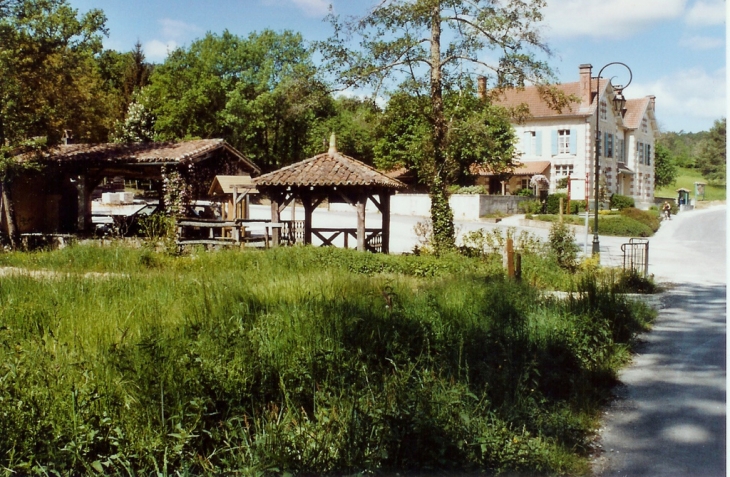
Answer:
630;67;725;132
159;18;202;40
144;39;178;62
685;0;726;26
291;0;330;17
679;35;725;49
261;0;330;17
542;0;687;39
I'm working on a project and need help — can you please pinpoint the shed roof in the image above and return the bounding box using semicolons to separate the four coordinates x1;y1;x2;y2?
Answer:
17;139;260;174
255;151;405;189
208;175;258;196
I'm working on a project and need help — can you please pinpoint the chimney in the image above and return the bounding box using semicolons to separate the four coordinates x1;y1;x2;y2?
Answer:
579;64;592;107
477;76;487;101
648;95;656;111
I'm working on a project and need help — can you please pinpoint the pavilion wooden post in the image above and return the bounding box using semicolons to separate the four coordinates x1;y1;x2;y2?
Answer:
356;192;366;252
303;194;314;245
381;191;391;254
270;196;281;247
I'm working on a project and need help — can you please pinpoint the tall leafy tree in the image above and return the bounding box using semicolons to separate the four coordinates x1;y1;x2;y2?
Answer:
320;0;563;253
144;30;331;170
305;96;381;163
695;118;726;185
653;142;677;189
0;0;110;244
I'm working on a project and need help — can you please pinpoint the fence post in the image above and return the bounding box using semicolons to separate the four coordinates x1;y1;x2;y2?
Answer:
506;237;515;278
515;252;522;281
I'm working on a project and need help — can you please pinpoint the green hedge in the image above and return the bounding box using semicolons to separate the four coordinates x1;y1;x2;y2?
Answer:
596;215;653;237
620;207;660;232
609;194;635;210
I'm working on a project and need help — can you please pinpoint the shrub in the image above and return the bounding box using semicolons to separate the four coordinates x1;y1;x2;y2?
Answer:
545;193;567;214
620;207;660;232
516;187;534;197
548;221;579;270
448;185;488;194
595;215;653;237
609;194;635;210
519;199;542;214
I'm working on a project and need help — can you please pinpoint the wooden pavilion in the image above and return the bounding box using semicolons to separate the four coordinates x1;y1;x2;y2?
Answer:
254;134;405;253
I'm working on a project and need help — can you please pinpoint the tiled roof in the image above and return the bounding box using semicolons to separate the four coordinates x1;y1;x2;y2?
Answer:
471;160;551;177
494;79;609;118
254;151;405;189
17;139;260;173
623;97;651;129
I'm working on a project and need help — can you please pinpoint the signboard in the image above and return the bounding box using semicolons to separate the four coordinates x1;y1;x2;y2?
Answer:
569;177;587;201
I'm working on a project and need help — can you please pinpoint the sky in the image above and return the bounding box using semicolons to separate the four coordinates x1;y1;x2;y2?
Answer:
68;0;727;133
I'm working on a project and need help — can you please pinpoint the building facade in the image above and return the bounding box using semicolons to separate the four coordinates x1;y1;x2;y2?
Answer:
492;64;658;208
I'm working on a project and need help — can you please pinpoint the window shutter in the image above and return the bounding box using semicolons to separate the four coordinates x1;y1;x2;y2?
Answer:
603;132;608;157
535;131;543;156
646;144;651;166
551;130;558;156
569;129;577;155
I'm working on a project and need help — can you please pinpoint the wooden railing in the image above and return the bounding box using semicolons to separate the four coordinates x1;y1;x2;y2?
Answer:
176;218;283;248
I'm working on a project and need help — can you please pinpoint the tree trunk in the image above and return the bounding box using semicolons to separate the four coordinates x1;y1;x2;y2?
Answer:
1;180;19;248
429;1;455;254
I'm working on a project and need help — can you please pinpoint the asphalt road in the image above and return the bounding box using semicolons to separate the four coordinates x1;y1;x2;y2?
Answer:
593;206;727;477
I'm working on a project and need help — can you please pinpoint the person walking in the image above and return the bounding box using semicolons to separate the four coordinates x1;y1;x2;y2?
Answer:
662;201;672;220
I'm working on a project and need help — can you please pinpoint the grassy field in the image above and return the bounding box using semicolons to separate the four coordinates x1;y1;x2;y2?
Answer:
655;167;726;201
0;244;654;475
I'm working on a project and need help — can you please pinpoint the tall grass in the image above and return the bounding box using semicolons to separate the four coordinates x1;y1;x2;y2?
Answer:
0;245;654;475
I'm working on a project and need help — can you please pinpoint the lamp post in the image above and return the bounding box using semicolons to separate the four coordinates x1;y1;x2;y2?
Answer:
592;62;632;256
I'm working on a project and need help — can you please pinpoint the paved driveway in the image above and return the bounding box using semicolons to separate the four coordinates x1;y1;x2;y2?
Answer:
593;206;726;477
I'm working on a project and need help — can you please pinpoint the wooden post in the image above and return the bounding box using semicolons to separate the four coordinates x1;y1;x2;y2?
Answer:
76;175;87;232
356;193;366;252
515;253;522;281
303;195;313;246
506;237;515;278
270;197;281;247
381;191;391;254
558;197;564;223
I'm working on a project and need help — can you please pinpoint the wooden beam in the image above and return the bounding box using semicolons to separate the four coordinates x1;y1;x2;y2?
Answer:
381;192;391;254
270;197;281;247
303;195;314;246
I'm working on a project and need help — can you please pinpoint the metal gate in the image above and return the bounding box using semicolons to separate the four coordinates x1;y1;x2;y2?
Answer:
621;238;649;277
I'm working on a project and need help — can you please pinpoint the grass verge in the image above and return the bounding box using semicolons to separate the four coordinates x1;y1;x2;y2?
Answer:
0;245;654;475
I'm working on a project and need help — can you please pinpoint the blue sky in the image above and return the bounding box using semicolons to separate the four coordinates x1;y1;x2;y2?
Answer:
69;0;726;133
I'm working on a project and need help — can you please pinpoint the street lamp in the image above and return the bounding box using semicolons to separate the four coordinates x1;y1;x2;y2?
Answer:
592;62;632;256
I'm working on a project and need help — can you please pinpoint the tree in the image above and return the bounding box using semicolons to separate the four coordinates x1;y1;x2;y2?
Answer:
320;0;563;253
144;30;332;170
653;142;677;189
0;0;110;245
696;118;726;185
305;96;381;163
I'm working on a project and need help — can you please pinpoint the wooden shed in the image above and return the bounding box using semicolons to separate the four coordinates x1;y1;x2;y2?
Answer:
207;174;258;220
7;139;259;236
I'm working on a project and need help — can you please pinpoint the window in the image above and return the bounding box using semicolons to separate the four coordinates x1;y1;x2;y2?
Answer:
520;178;530;190
617;139;625;163
642;118;648;133
555;165;574;177
646;144;651;166
600;100;607;120
558;130;571;154
552;129;576;156
605;133;614;158
637;142;645;165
